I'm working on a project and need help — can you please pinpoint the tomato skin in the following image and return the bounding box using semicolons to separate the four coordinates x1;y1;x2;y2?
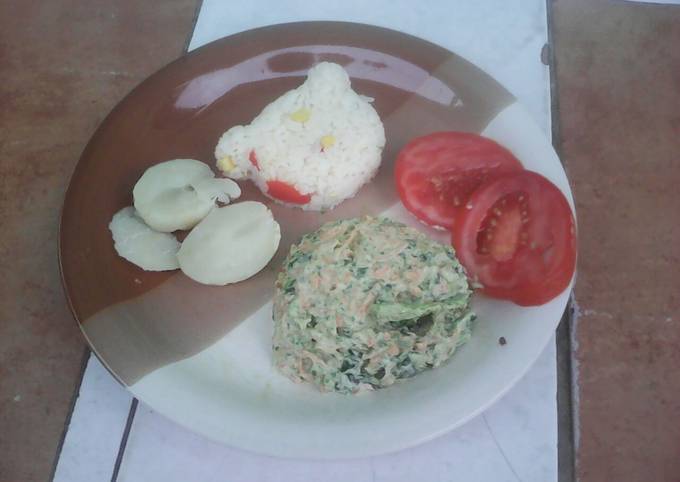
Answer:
395;132;523;230
266;180;311;205
452;170;576;306
249;150;260;170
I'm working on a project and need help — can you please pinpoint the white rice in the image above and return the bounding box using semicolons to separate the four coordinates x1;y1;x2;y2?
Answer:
214;62;386;211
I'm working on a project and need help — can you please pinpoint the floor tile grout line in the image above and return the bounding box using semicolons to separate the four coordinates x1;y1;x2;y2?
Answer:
546;0;562;150
555;309;576;482
545;0;577;481
47;347;91;482
110;398;139;482
184;0;205;52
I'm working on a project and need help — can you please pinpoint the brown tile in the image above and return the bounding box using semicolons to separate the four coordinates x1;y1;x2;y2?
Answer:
0;1;200;480
552;0;680;480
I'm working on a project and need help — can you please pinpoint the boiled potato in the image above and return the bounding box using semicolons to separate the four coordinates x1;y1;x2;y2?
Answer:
109;207;180;271
177;201;280;285
133;159;240;232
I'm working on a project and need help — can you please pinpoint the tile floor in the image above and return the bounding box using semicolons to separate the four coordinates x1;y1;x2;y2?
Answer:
1;1;679;481
552;1;680;480
0;1;200;480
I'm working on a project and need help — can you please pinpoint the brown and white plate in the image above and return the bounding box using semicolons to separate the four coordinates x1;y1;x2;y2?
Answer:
59;22;574;458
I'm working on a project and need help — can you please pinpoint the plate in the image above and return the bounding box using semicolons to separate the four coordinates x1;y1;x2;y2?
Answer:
59;22;574;458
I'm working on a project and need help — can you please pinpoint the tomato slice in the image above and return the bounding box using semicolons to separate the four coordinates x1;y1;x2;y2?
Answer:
395;132;523;229
249;150;260;170
452;170;576;306
266;180;311;205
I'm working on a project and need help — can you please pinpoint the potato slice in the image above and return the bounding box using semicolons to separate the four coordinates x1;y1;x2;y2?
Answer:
133;159;240;232
109;207;180;271
178;201;281;285
191;177;241;204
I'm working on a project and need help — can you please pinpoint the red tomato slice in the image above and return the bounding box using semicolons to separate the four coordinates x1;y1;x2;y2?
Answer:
395;132;523;229
266;180;311;205
452;170;576;306
249;150;260;170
